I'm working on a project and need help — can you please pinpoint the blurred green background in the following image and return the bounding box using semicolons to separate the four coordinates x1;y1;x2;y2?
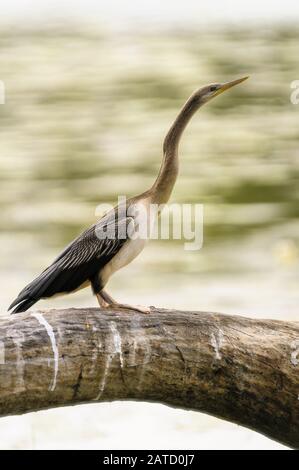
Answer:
0;24;298;449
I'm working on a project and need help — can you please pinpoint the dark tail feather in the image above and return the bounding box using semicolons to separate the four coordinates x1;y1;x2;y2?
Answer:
10;297;37;314
8;257;93;314
8;264;60;314
8;292;29;311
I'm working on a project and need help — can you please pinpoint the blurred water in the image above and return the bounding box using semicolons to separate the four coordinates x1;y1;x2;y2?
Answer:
0;25;297;449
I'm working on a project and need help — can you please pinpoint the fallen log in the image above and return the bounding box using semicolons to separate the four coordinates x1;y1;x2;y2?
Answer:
0;307;298;448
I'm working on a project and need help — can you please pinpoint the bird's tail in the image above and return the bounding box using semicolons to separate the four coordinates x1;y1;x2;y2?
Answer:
9;297;37;314
8;264;58;314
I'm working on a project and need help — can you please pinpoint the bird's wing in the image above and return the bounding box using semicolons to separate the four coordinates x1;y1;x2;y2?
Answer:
9;210;134;312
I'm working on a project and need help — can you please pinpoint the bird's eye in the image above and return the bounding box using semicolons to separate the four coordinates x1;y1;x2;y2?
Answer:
210;85;217;92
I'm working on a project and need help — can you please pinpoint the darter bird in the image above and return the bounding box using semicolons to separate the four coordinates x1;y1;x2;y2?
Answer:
9;76;248;314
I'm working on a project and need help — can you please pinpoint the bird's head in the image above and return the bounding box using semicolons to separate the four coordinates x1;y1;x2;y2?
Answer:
192;76;249;105
162;75;249;159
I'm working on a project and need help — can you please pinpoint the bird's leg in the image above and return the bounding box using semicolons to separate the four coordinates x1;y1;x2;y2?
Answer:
98;290;116;304
96;292;110;308
98;289;151;314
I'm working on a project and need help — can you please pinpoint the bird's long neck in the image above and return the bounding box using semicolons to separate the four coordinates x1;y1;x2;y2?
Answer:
150;94;201;204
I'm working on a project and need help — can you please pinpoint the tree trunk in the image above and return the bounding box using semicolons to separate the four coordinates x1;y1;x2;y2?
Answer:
0;307;298;448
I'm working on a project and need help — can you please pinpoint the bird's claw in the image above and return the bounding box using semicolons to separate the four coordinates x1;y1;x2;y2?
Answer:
106;303;151;314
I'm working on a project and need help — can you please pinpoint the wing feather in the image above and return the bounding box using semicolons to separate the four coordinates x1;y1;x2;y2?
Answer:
9;211;134;313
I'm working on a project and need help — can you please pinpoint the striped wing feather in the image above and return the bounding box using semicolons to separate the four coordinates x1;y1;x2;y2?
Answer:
9;212;132;313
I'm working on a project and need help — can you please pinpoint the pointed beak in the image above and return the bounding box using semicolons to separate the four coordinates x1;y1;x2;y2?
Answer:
215;76;249;96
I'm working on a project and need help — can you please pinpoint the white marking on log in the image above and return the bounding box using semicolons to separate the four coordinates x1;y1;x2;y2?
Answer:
211;329;224;361
291;340;299;366
96;319;151;400
96;353;112;400
32;313;59;391
95;323;124;400
110;322;124;368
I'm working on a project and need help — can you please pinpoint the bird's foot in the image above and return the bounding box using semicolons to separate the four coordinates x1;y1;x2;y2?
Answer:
106;302;151;314
96;292;151;314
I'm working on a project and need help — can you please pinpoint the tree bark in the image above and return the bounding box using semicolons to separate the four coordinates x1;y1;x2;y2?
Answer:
0;307;298;448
